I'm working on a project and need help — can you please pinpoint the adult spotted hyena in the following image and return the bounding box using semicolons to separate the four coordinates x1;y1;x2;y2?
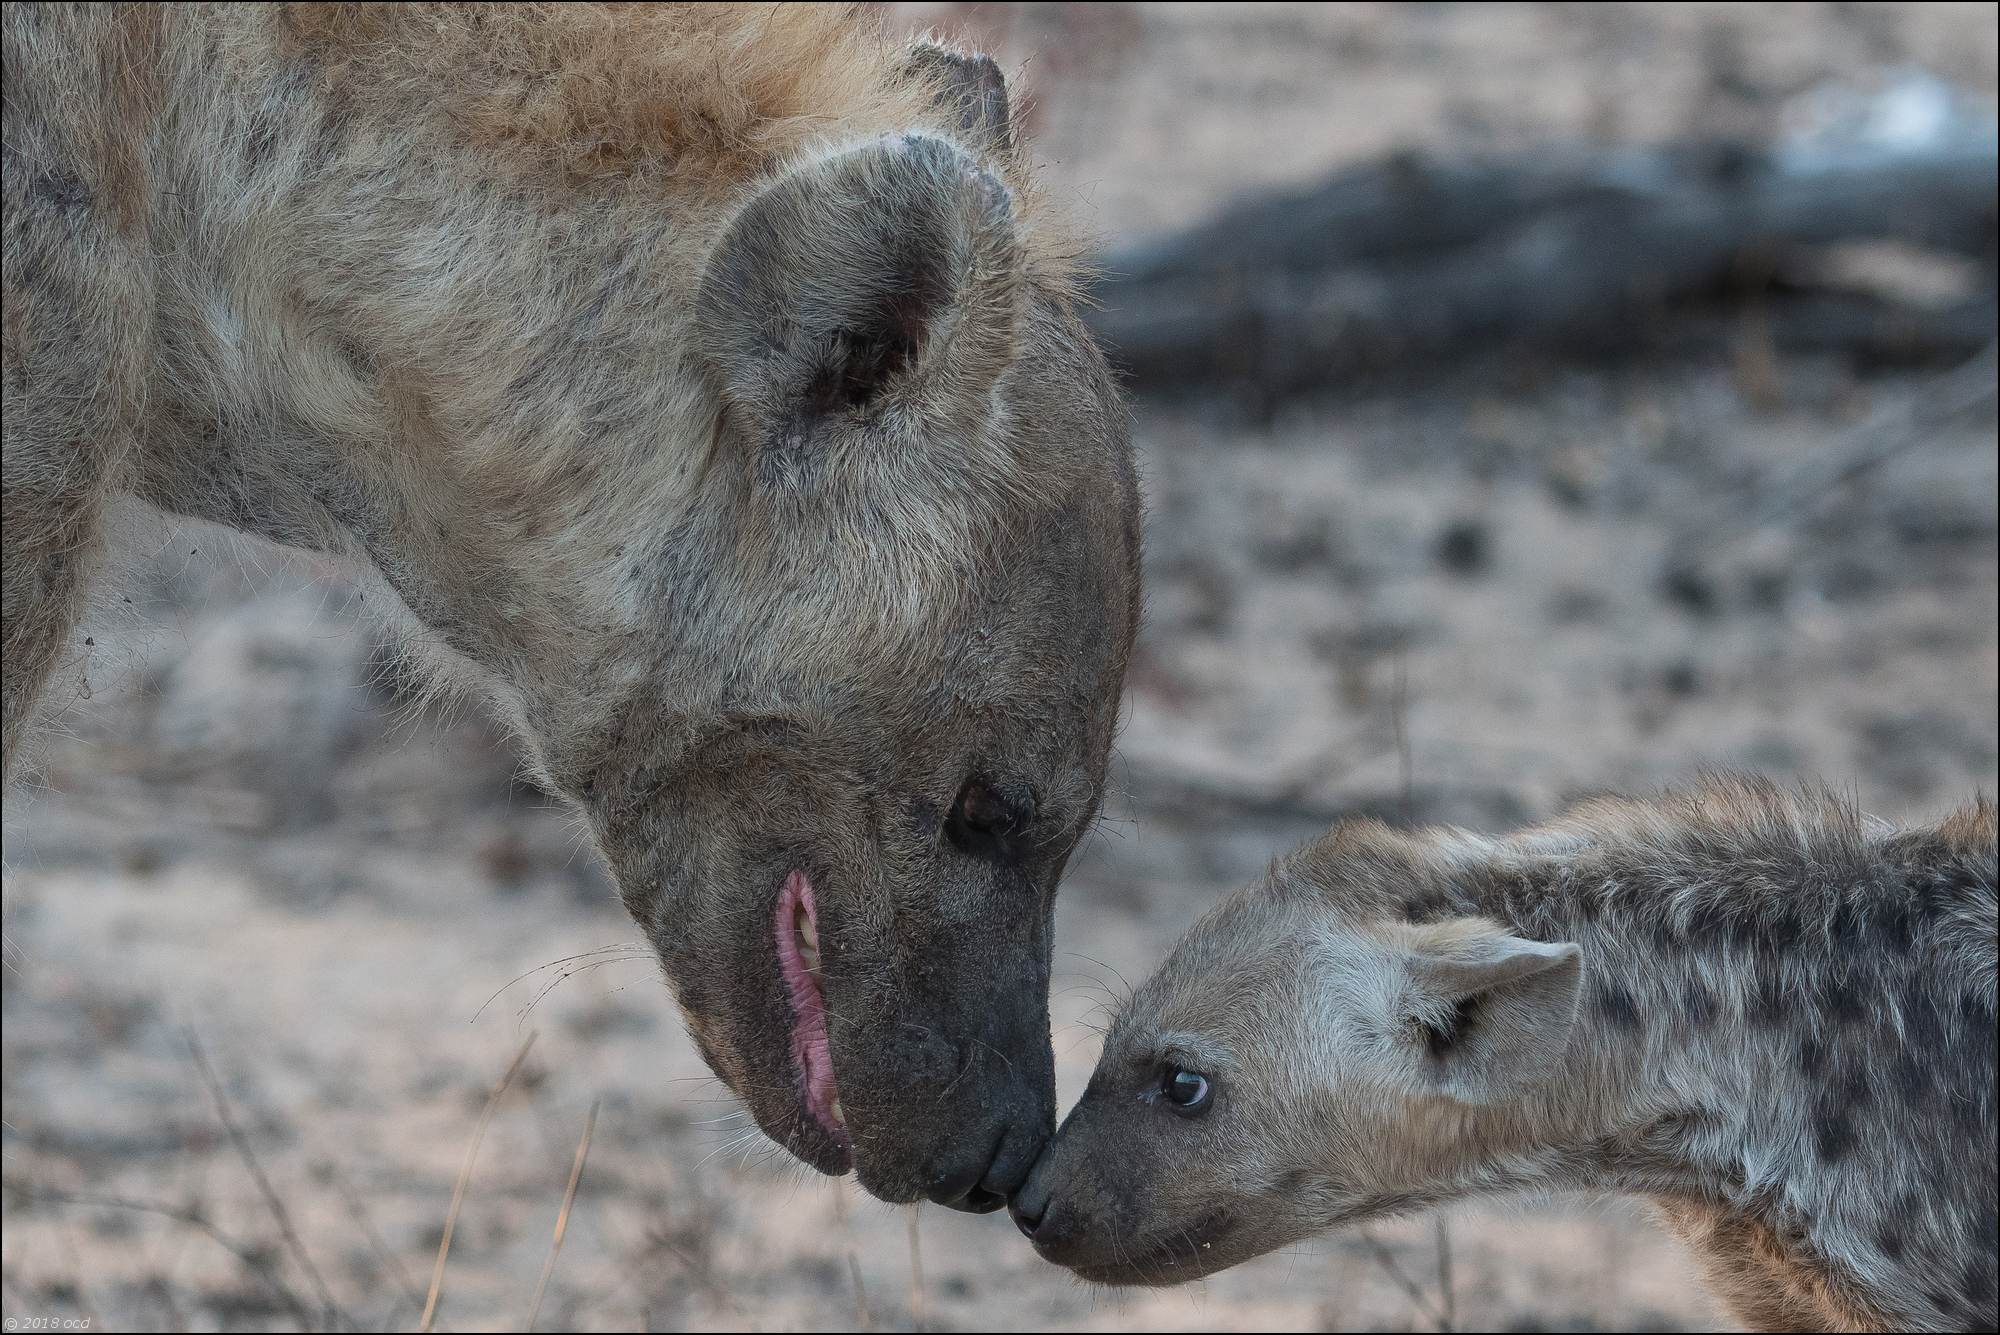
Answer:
1016;778;1997;1331
2;4;1139;1212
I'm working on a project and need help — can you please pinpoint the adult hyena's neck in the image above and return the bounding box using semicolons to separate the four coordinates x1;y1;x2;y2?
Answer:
128;9;735;740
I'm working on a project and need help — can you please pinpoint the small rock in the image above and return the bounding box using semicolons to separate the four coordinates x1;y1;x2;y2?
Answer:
1660;561;1720;617
1434;517;1492;576
1659;658;1703;697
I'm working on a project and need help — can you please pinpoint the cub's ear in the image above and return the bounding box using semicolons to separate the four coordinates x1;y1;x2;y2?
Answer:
696;134;1022;478
1392;921;1583;1105
902;39;1012;157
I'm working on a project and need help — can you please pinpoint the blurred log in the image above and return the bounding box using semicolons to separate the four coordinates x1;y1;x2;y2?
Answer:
1086;137;1999;399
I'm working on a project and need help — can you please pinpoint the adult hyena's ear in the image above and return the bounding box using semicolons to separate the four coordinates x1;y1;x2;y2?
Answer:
696;133;1023;481
903;39;1012;157
1391;921;1584;1105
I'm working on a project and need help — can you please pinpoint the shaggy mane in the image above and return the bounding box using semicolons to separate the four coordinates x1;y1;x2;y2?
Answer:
1284;773;1995;959
270;2;1087;291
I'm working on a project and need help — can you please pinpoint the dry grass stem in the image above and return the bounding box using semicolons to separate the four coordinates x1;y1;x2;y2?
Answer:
526;1099;599;1331
831;1178;873;1329
1434;1217;1457;1333
420;1032;540;1332
1354;1226;1451;1331
324;1160;426;1311
906;1205;929;1332
184;1029;347;1329
4;1183;315;1327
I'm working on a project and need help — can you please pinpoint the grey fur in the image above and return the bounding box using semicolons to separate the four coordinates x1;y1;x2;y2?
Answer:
3;4;1139;1207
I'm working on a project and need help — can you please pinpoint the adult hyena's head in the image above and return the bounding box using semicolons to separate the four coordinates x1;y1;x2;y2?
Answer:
559;65;1140;1210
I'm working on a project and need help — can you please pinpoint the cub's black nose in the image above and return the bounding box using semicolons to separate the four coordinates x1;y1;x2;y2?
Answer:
1009;1159;1052;1240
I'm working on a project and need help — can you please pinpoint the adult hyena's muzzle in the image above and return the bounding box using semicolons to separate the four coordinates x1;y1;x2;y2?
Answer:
825;929;1057;1211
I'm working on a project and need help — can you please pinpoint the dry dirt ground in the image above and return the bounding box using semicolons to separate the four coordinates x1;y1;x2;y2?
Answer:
4;4;1996;1331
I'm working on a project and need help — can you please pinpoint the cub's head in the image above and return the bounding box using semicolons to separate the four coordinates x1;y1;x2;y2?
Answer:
566;49;1140;1210
1013;822;1584;1280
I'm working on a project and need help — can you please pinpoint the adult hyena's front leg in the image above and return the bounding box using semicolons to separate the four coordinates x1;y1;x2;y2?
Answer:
0;339;129;775
2;146;152;779
1;452;110;779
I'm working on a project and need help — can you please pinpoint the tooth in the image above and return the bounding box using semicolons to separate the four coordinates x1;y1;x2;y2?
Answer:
798;914;819;968
830;1098;844;1125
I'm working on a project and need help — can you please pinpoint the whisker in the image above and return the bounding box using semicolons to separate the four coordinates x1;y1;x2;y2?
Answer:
471;945;651;1022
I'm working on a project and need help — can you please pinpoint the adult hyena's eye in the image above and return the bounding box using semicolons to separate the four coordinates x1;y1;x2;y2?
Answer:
946;779;1033;858
1160;1067;1214;1117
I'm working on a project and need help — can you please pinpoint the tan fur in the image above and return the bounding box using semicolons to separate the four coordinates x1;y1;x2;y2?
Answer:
5;2;1140;1207
1019;778;1998;1332
1935;793;1998;855
1657;1198;1895;1333
267;4;1085;278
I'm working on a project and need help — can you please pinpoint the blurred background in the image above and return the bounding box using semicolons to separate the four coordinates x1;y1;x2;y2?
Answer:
4;3;1996;1330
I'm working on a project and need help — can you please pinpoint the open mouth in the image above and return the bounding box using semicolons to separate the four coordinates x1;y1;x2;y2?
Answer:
775;869;850;1152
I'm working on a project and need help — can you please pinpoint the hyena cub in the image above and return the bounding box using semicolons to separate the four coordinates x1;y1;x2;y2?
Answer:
1014;777;1998;1333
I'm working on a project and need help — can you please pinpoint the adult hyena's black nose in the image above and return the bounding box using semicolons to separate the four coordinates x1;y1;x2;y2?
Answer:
932;1107;1048;1213
944;1181;1006;1214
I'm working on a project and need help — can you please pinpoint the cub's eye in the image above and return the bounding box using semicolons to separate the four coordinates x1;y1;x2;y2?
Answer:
945;779;1033;858
1161;1066;1213;1117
